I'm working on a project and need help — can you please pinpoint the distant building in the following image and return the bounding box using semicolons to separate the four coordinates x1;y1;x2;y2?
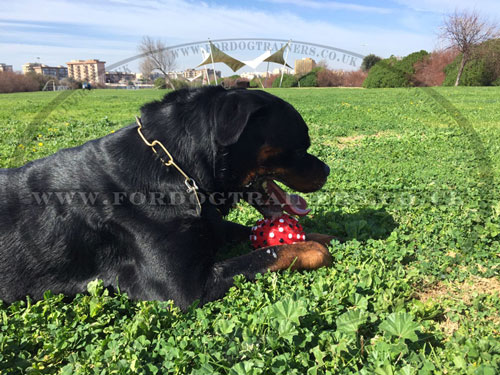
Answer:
203;69;221;83
207;69;221;80
36;65;68;80
0;63;13;72
183;68;220;80
167;71;183;80
240;72;258;80
22;63;68;79
105;71;136;84
272;67;293;75
137;69;221;83
240;71;283;80
295;58;316;75
67;59;106;84
183;68;200;79
22;63;39;74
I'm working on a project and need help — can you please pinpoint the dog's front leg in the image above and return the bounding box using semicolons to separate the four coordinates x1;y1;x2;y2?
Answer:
222;221;251;244
201;241;332;304
306;233;345;246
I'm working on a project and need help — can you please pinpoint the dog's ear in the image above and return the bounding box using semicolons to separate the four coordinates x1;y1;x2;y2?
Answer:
214;91;264;146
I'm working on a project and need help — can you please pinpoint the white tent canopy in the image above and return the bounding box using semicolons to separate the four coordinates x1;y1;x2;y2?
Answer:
197;41;245;72
263;44;292;69
197;41;291;72
242;50;272;69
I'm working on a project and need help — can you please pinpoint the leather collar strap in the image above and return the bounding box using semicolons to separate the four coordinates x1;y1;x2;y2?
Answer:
135;116;202;216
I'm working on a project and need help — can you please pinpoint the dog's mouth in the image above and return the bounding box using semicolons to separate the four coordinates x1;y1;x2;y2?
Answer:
245;179;311;219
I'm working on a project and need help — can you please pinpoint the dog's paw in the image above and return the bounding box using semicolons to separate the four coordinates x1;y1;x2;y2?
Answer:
306;233;340;247
295;241;333;270
267;241;332;271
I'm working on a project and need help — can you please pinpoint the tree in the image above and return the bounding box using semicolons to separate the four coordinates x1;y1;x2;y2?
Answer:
440;9;498;86
361;54;381;72
138;36;176;89
60;76;80;90
25;72;56;90
316;59;329;69
442;39;500;86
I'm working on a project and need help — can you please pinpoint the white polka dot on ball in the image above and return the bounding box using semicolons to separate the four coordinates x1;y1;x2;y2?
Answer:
297;234;301;239
279;219;284;223
269;232;275;238
278;227;284;232
288;233;293;239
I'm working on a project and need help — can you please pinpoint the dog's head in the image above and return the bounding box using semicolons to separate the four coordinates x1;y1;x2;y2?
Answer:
140;87;330;218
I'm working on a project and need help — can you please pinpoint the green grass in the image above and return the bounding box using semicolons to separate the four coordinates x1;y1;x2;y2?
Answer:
0;87;499;374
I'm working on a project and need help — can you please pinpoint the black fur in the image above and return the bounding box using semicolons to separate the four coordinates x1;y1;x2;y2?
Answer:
0;86;329;309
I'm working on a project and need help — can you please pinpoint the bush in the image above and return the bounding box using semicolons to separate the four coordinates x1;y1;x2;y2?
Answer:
249;77;261;88
60;77;81;90
270;67;366;88
342;70;368;87
298;71;318;87
221;77;237;88
264;74;278;88
222;78;250;88
24;72;57;91
480;38;500;83
316;69;367;87
413;49;458;86
272;73;297;88
0;71;39;93
154;77;188;89
363;50;429;88
443;57;493;86
317;69;344;87
170;79;189;90
398;50;429;75
361;54;382;72
362;57;406;88
154;77;166;89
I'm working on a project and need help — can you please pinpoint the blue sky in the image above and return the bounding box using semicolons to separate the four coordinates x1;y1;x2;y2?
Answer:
1;0;498;75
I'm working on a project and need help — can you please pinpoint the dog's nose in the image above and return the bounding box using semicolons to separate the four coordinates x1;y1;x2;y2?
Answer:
323;163;330;176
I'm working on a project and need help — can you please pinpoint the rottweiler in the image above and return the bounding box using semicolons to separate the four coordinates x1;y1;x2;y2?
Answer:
0;86;333;310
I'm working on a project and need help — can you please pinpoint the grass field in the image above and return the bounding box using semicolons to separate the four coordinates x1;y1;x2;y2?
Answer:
0;87;499;374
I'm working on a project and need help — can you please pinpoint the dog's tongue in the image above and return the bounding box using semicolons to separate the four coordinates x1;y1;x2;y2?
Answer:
265;180;311;216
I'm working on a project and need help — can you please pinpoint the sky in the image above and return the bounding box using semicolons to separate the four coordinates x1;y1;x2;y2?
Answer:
1;0;499;76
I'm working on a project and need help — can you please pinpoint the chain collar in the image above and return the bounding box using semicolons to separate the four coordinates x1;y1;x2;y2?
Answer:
135;116;202;216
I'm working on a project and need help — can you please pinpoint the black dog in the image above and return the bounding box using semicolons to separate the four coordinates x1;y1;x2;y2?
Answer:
0;86;332;309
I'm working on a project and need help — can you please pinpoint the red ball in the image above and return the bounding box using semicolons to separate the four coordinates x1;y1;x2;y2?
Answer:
250;214;306;249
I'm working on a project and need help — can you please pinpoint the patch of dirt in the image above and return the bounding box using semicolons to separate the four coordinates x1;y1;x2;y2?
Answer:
416;276;500;335
336;134;366;149
334;131;401;149
417;275;500;304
